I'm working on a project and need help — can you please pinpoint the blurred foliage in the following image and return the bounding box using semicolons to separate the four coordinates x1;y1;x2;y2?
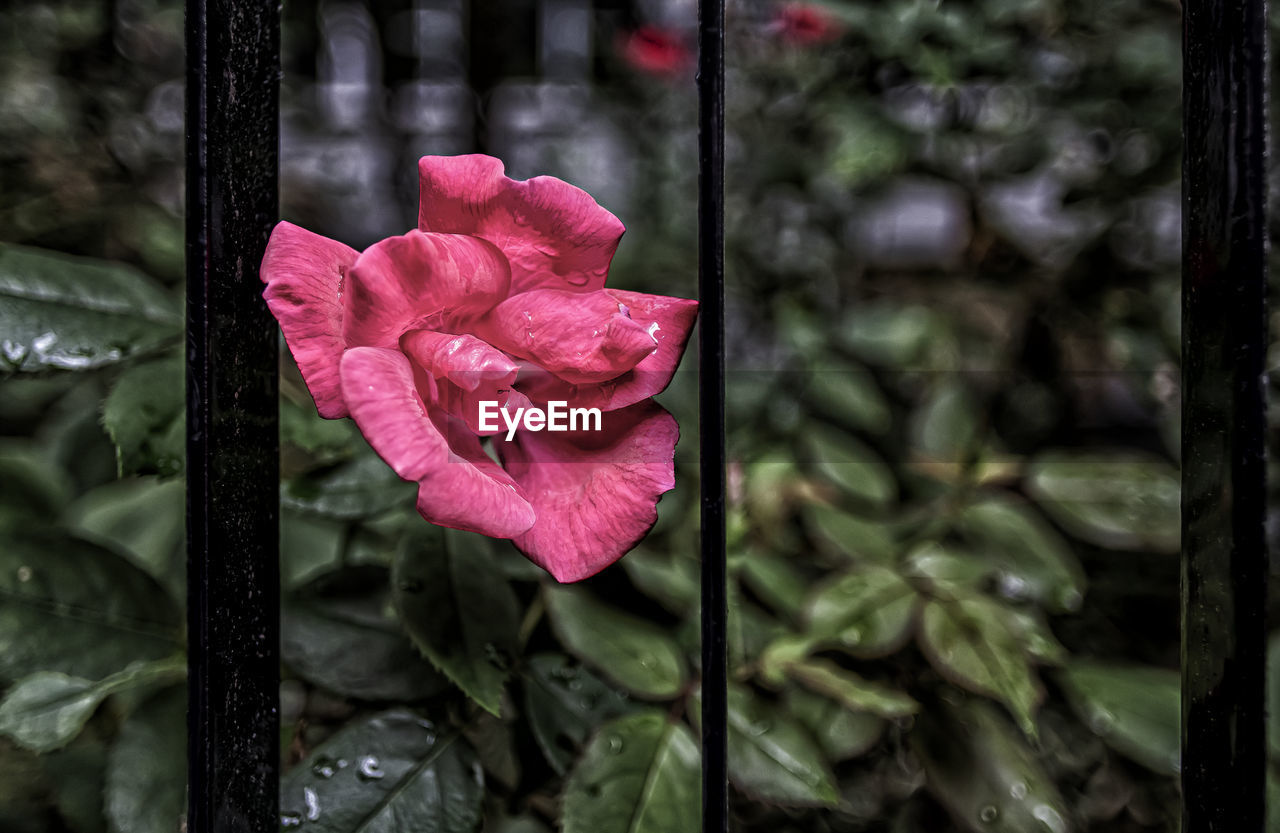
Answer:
2;1;1279;833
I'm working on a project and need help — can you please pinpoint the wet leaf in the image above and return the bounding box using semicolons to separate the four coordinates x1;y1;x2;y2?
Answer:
279;710;483;833
784;658;918;718
105;685;186;833
918;598;1041;736
393;528;521;716
101;355;184;477
562;711;699;833
910;380;980;466
0;442;70;533
1026;451;1179;553
283;450;415;521
522;654;633;775
283;566;447;702
785;688;885;761
0;243;180;373
64;476;185;597
544;586;686;700
0;533;183;685
913;699;1070;833
1058;661;1179;776
723;684;838;807
805;565;919;657
0;656;184;753
956;497;1086;612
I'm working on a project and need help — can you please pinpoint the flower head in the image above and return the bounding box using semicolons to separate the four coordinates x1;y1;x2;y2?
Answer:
617;25;693;78
775;2;844;46
261;155;697;582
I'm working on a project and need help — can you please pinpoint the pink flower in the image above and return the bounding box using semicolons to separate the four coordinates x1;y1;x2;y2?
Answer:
617;26;693;78
261;155;698;582
775;2;844;46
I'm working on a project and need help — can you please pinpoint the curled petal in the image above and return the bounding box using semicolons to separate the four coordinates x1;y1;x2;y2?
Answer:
340;347;536;538
478;289;658;385
343;230;511;349
496;400;679;582
418;155;625;293
518;290;699;411
260;221;358;418
401;329;526;435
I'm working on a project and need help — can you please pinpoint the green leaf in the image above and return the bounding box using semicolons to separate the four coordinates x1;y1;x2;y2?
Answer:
0;533;184;684
64;476;185;596
1058;661;1180;776
913;699;1070;833
562;711;699;833
738;549;809;619
281;394;355;462
105;685;186;833
101;355;184;477
393;528;521;716
785;688;884;761
784;658;918;718
280;711;483;833
544;586;686;700
0;243;180;372
723;684;839;807
802;503;897;565
42;724;109;833
899;541;992;594
283;566;447;702
0;442;71;533
0;656;184;752
283;451;415;521
803;424;897;509
522;654;633;775
804;366;892;435
1026;451;1180;553
839;303;936;367
622;547;699;616
909;380;980;465
918;598;1042;736
804;565;919;657
956;497;1086;612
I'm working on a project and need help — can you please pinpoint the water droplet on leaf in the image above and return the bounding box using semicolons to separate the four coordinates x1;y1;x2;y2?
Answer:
357;755;385;781
979;805;999;823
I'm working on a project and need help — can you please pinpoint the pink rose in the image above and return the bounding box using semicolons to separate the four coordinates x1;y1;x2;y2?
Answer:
261;155;698;582
775;2;844;46
616;25;694;78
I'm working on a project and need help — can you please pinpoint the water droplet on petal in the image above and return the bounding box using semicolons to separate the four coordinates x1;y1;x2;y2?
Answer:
303;787;321;822
979;805;999;823
357;755;385;781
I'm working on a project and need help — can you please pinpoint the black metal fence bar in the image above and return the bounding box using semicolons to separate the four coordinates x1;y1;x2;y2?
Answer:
1181;0;1269;830
698;0;728;831
185;1;281;831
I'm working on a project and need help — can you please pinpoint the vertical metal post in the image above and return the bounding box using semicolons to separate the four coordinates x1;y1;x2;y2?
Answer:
698;0;727;831
1181;0;1269;831
185;1;281;831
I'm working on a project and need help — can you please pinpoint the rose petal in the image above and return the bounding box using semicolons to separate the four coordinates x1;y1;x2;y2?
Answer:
401;329;528;435
496;400;679;582
343;230;511;349
260;221;359;418
477;288;659;385
516;289;699;411
418;155;625;293
340;346;535;538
